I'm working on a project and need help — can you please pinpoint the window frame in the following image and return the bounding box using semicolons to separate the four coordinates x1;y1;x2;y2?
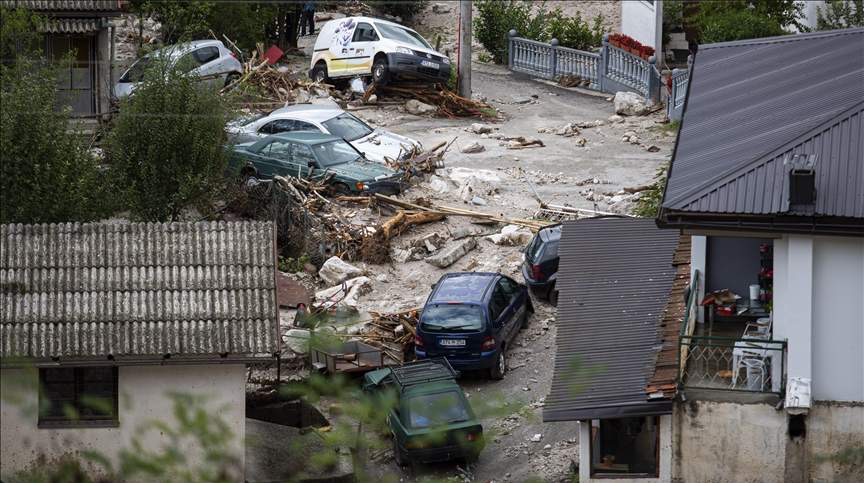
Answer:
589;416;660;479
38;366;119;429
352;22;379;42
259;119;296;135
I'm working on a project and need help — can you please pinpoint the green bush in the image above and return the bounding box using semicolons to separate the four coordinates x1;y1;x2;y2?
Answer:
107;55;233;221
474;0;546;64
370;0;429;21
816;0;864;29
546;9;605;51
691;0;804;43
0;7;112;224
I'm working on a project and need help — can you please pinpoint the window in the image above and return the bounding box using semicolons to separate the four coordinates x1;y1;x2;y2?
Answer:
260;119;296;134
294;144;317;167
405;391;469;428
590;417;659;478
39;367;118;428
489;282;510;321
193;46;220;64
420;304;484;332
323;113;373;142
352;23;379;42
293;121;320;132
498;277;520;301
375;23;432;49
265;141;293;159
310;140;361;167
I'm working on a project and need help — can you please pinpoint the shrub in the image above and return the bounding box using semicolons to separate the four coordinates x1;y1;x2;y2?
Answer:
633;164;669;218
0;8;112;224
370;0;429;21
474;0;546;63
546;9;605;51
107;55;232;221
816;0;864;29
691;1;804;44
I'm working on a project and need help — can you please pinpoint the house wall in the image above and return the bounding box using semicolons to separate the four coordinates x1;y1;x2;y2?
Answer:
0;364;246;480
706;236;772;302
672;399;864;482
620;1;662;52
774;234;864;402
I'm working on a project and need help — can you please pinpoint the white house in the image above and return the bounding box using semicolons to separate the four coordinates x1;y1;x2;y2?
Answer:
658;28;864;482
620;0;663;54
0;221;280;481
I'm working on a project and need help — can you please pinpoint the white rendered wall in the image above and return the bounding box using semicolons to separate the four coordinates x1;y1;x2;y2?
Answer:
620;1;662;52
0;364;246;480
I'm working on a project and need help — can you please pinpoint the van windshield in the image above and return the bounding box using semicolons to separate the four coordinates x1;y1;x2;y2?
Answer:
374;23;432;49
421;304;484;332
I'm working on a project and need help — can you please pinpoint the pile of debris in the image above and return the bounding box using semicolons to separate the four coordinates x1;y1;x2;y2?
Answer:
364;308;420;362
364;83;497;119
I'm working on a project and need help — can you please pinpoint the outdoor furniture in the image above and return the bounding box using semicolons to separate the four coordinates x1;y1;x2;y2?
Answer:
743;315;772;340
731;340;783;392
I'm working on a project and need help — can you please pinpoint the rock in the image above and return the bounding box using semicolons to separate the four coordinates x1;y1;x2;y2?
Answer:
462;142;486;154
543;444;552;450
608;114;625;123
284;329;311;355
375;273;389;283
425;238;477;268
556;123;580;137
318;256;362;286
365;94;378;104
293;89;311;104
485;224;533;246
466;123;493;134
576;119;605;128
457;175;498;203
405;99;436;115
574;137;587;147
450;226;487;239
449;167;501;184
470;196;487;206
613;91;651;116
314;276;371;311
432;2;451;13
530;433;543;442
426;175;451;193
511;95;533;104
645;144;661;152
640;119;655;130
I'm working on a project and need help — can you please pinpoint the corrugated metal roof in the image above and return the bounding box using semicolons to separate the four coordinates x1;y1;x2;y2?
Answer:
543;218;681;422
3;0;120;11
662;28;864;222
41;17;103;33
0;222;279;364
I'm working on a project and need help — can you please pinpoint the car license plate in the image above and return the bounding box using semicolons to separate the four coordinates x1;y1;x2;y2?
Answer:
439;339;465;346
421;60;440;69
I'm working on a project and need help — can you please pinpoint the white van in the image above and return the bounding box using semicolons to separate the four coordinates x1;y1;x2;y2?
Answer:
309;16;451;85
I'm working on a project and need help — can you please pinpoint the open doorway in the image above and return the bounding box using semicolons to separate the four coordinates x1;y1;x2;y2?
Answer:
590;416;659;478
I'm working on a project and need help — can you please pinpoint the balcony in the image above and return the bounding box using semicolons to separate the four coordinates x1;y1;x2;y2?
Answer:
678;270;787;395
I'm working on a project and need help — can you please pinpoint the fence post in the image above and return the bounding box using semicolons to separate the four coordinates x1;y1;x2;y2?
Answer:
508;29;517;69
598;33;609;93
550;38;559;79
646;55;659;104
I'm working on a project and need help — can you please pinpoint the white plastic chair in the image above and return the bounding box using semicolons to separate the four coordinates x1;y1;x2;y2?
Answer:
743;313;773;340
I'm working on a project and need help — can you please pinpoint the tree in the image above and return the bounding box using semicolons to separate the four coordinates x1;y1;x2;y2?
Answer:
0;7;111;224
816;0;864;29
107;54;232;222
690;0;805;43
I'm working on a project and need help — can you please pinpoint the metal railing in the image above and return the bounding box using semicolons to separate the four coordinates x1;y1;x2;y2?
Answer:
507;30;662;103
666;59;691;121
679;335;786;394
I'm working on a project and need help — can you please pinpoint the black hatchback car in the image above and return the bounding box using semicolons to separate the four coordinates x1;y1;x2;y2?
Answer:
521;224;561;306
415;273;533;380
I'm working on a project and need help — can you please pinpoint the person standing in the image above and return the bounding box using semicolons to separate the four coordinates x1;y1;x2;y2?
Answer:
301;1;316;37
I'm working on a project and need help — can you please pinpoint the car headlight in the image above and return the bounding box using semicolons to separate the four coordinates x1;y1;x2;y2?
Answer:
442;56;451;64
396;47;413;55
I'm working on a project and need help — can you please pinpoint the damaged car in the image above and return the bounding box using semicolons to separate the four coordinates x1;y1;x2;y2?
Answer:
228;132;404;195
226;103;421;164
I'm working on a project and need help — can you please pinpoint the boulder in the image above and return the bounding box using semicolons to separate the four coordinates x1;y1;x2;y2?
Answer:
485;225;533;246
425;238;477;268
405;99;436;115
462;142;485;154
426;174;451;193
314;276;371;311
466;123;493;134
613;91;651;116
318;256;362;286
470;196;487;206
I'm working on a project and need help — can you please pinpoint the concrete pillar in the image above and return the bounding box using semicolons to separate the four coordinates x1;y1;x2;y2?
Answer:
690;236;707;323
659;414;673;482
774;235;814;385
579;420;591;482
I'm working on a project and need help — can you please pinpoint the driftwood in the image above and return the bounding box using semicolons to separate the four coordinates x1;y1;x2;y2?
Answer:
360;210;446;263
372;194;546;230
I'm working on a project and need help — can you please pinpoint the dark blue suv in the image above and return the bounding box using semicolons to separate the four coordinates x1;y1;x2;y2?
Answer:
415;273;533;380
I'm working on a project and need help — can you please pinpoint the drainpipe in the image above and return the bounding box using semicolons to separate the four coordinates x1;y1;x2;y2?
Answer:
109;24;116;107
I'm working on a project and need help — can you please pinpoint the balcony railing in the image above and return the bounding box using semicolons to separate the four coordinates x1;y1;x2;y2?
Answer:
678;270;787;395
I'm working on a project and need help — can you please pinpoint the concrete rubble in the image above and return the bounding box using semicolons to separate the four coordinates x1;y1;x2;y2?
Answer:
486;225;534;246
613;91;652;116
405;99;437;116
462;142;486;154
315;276;372;311
318;256;362;286
425;237;477;268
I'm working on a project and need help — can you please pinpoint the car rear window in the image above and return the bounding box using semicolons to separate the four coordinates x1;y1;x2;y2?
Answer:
525;235;544;263
420;304;484;332
323;113;373;142
405;391;469;428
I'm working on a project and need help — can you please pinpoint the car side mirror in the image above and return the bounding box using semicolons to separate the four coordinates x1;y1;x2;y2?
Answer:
430;283;437;290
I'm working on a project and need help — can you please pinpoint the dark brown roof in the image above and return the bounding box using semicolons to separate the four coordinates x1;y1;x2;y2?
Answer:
543;217;683;422
660;28;864;235
1;222;279;365
646;234;690;399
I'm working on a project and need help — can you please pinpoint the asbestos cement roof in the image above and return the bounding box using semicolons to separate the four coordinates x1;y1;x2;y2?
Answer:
661;28;864;228
543;217;683;422
3;0;120;11
0;221;279;364
41;17;104;33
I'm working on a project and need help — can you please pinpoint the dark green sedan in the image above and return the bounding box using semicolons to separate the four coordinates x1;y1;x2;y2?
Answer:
228;132;404;195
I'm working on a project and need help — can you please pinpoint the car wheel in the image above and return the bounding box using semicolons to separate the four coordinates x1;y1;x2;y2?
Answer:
372;57;389;85
332;182;352;195
311;62;328;84
224;72;241;88
490;347;506;380
393;436;408;467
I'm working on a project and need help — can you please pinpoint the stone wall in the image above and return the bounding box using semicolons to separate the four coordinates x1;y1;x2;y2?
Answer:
673;399;864;482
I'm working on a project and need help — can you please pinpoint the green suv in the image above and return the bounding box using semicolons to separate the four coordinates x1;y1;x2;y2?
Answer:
228;132;404;195
363;359;484;466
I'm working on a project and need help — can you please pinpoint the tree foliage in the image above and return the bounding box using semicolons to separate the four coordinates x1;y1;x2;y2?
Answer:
369;0;429;21
106;54;232;222
0;7;111;224
690;0;805;44
816;0;864;29
474;0;604;64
